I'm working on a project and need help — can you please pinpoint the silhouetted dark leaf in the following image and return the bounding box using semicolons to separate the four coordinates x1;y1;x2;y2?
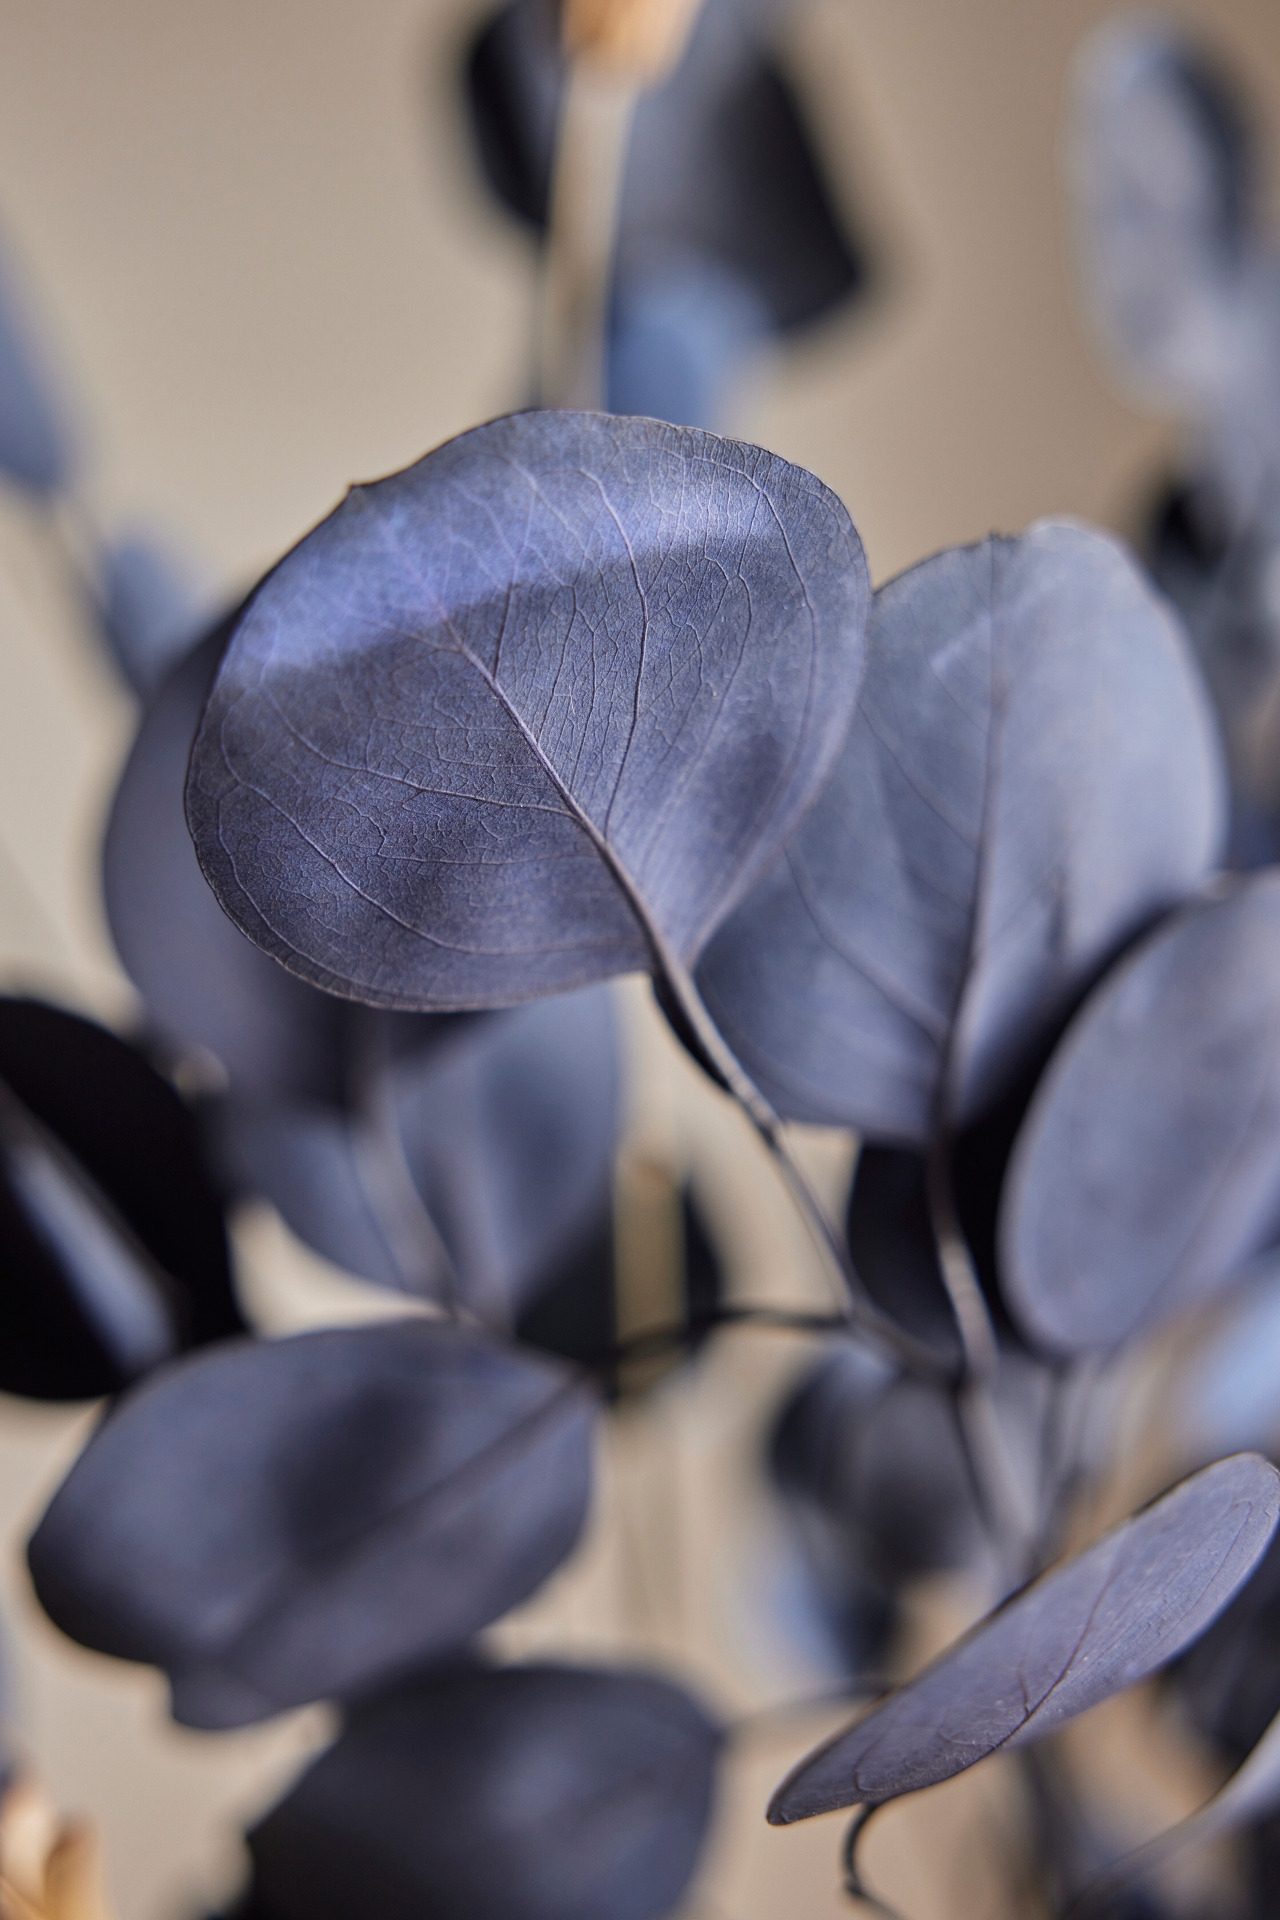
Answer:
1002;872;1280;1355
106;625;621;1317
0;240;73;494
240;1661;721;1920
99;530;212;698
768;1453;1279;1823
0;997;240;1400
697;521;1225;1141
186;411;869;1013
845;1147;958;1361
463;0;868;345
28;1321;594;1726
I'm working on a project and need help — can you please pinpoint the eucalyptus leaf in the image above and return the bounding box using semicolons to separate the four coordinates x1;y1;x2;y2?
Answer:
185;410;869;1013
464;0;869;347
0;997;240;1400
239;1662;722;1920
99;530;213;698
1069;18;1256;414
27;1321;595;1726
1002;871;1280;1355
844;1147;958;1361
0;239;73;495
697;520;1225;1141
768;1452;1280;1823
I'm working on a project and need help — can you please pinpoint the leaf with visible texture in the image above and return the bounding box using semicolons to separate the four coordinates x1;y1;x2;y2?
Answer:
240;1661;721;1920
185;411;869;1014
0;997;241;1401
28;1321;594;1727
0;240;74;495
1002;871;1280;1355
768;1452;1280;1823
697;521;1225;1141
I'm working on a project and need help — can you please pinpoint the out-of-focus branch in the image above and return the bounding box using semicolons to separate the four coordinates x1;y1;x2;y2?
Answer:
0;1780;117;1920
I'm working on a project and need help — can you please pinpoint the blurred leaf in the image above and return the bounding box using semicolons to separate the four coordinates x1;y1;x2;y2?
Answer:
1002;871;1280;1355
0;997;240;1401
28;1322;594;1726
768;1453;1279;1823
463;0;869;338
185;411;868;1011
0;242;74;496
844;1147;958;1363
1069;18;1257;414
97;530;212;699
697;521;1225;1141
238;1661;721;1920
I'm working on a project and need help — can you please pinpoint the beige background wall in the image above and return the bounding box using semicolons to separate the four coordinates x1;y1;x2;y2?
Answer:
0;2;1277;1916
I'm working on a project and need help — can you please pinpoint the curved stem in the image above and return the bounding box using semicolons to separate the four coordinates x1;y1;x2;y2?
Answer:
841;1807;906;1920
658;959;950;1380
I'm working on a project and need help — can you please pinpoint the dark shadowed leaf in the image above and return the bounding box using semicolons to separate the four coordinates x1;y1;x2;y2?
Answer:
463;0;869;342
186;411;868;1012
845;1147;958;1361
239;1661;722;1920
0;240;74;495
1002;872;1280;1355
768;1453;1280;1823
1069;18;1257;412
0;997;241;1400
98;530;213;698
27;1321;594;1727
697;521;1225;1141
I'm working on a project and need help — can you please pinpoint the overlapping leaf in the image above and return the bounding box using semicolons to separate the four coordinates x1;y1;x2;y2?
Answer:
769;1453;1280;1823
697;521;1225;1141
106;625;620;1316
0;997;240;1400
1002;871;1280;1354
240;1662;721;1920
28;1321;594;1726
186;411;868;1015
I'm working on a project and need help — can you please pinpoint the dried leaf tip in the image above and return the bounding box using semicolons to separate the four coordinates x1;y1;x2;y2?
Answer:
0;1781;116;1920
562;0;705;83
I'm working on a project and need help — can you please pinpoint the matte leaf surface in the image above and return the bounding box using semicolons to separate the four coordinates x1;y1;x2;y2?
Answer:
28;1321;594;1726
1003;872;1280;1354
0;997;240;1400
768;1453;1280;1822
0;241;73;494
241;1662;721;1920
186;411;869;1011
697;521;1225;1140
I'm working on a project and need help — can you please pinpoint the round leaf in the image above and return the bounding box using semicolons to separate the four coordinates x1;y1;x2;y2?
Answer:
185;411;869;1012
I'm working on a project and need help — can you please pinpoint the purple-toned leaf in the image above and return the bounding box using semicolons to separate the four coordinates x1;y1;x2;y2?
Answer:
464;0;868;345
27;1321;594;1727
105;629;620;1316
768;1453;1280;1823
241;1662;722;1920
185;411;868;1012
1069;18;1256;414
844;1147;958;1362
0;239;74;495
98;529;213;698
0;997;240;1401
697;521;1225;1141
1002;872;1280;1355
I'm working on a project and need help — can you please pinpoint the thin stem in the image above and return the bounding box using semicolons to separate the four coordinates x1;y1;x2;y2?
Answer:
658;960;950;1380
729;1680;893;1744
841;1807;906;1920
536;63;639;409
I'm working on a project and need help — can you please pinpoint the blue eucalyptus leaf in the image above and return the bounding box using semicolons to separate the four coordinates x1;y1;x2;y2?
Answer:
0;240;74;495
463;0;869;342
769;1453;1280;1823
0;997;240;1401
27;1320;595;1726
99;530;213;699
607;249;771;430
697;520;1225;1141
185;411;869;1012
1002;870;1280;1355
239;1662;722;1920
